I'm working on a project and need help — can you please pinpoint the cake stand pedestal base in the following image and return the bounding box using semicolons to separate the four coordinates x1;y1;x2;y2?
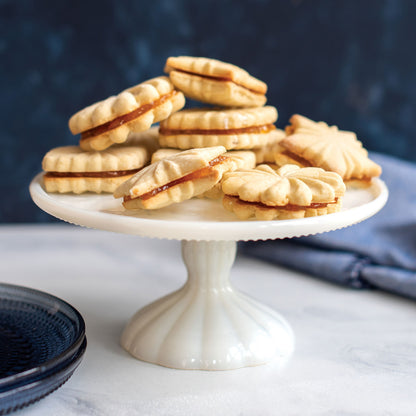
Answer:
121;240;295;370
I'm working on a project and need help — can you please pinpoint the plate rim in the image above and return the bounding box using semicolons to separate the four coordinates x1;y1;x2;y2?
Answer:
0;336;87;413
0;283;86;389
29;172;389;241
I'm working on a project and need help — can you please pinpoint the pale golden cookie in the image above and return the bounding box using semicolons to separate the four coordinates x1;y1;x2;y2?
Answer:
151;148;181;164
221;164;345;220
114;146;234;209
281;114;382;182
152;148;256;169
42;128;159;194
165;56;267;107
69;77;185;151
159;107;278;150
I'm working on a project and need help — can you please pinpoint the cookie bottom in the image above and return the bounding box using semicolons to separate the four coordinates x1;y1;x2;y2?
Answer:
43;175;135;194
159;131;275;150
222;195;342;221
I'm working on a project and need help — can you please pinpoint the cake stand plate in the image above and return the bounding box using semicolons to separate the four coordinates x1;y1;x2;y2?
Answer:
30;174;388;370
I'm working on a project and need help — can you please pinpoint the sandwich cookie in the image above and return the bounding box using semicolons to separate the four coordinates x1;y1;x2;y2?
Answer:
69;77;185;151
280;115;382;185
42;128;159;194
222;164;346;220
151;148;256;199
159;106;278;150
114;146;234;209
165;56;267;107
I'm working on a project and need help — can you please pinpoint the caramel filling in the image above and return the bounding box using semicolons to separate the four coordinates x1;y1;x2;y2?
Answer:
159;124;276;136
124;156;228;202
80;91;177;141
281;150;312;167
230;195;338;211
172;68;264;95
44;168;142;179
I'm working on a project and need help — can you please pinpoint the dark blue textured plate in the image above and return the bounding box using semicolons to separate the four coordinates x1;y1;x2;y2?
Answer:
0;283;86;414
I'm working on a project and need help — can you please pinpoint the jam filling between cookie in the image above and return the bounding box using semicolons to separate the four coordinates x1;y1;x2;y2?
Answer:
159;124;276;136
172;69;265;95
228;195;339;211
80;90;178;141
280;150;313;167
44;168;142;179
124;156;228;202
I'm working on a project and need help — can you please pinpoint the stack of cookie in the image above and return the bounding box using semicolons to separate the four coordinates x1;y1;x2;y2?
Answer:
42;77;185;194
157;56;285;164
41;56;382;221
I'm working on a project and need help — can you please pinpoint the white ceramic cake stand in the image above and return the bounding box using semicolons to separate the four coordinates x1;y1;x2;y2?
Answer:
30;174;388;370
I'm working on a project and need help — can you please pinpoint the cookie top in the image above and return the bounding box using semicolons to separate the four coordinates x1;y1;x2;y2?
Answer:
151;148;181;163
160;106;277;131
114;146;227;199
69;77;174;134
222;164;345;207
151;149;255;170
165;56;267;94
281;114;382;180
42;128;159;173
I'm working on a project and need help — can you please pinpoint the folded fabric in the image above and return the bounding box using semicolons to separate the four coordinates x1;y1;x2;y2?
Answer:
240;152;416;300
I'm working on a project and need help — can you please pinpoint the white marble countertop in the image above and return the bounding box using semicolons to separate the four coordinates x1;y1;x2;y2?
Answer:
1;224;416;415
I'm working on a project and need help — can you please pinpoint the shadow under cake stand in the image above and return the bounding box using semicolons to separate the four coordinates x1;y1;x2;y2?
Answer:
30;174;388;370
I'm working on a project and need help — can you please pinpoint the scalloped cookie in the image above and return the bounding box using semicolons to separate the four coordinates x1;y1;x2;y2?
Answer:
164;56;267;107
159;106;278;150
151;148;256;199
221;164;345;220
42;128;159;194
152;148;256;169
114;146;235;209
69;77;185;151
280;114;382;184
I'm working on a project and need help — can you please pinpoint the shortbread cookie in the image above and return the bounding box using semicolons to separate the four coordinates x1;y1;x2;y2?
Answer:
69;77;185;151
151;148;256;199
281;114;382;183
165;56;267;107
221;164;345;220
159;107;278;150
42;128;159;194
152;148;256;169
151;148;181;163
114;146;234;209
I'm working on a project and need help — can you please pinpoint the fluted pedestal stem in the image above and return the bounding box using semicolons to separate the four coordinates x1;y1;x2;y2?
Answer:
121;240;294;370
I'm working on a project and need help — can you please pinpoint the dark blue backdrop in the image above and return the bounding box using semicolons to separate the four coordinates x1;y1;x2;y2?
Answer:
1;0;415;222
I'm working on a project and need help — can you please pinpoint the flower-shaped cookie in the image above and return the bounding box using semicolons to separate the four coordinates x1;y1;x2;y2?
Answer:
280;115;382;183
69;77;185;151
164;56;267;107
221;164;345;220
114;146;234;210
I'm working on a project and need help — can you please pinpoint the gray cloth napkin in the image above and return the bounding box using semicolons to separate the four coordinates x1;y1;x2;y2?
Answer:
240;153;416;299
